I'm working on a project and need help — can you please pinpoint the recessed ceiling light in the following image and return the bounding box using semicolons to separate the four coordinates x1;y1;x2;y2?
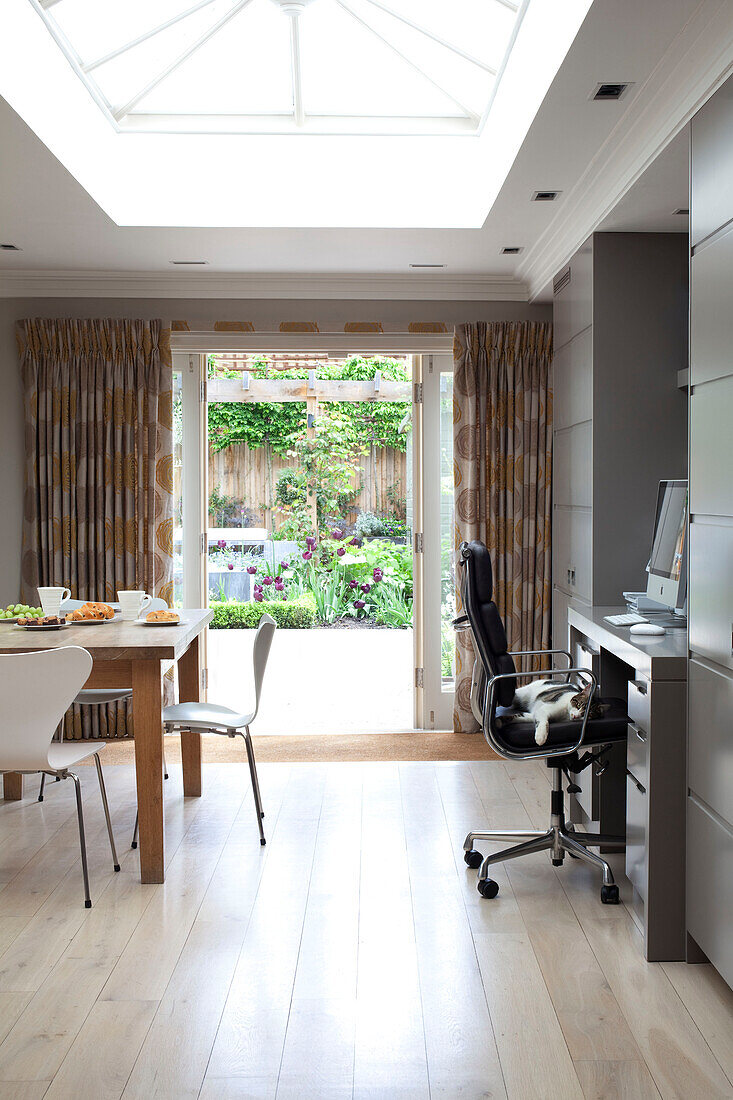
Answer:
672;208;689;216
592;82;631;101
531;191;561;202
501;246;523;255
409;264;446;269
0;243;21;251
170;260;208;265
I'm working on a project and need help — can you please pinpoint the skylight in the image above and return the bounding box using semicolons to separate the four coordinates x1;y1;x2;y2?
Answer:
32;0;522;136
0;0;593;228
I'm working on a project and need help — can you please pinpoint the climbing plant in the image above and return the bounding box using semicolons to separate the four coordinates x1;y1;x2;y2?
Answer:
207;355;411;454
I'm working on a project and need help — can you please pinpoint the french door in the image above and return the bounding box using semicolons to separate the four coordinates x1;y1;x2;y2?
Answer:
172;350;208;611
414;353;455;730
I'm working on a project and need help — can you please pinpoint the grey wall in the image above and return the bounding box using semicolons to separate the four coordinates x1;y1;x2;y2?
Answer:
0;295;550;604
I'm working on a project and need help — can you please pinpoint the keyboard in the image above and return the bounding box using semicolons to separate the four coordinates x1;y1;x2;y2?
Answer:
603;612;649;627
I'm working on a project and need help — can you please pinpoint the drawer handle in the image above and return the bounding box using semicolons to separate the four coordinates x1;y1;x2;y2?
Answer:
632;679;648;696
626;768;646;795
629;721;647;743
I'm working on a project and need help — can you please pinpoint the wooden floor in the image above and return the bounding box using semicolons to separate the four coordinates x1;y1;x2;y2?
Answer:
0;760;731;1099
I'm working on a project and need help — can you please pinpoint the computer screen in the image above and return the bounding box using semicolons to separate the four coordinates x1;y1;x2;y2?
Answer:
647;479;687;608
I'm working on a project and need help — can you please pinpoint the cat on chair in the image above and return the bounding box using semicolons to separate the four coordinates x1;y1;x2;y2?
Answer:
499;679;607;746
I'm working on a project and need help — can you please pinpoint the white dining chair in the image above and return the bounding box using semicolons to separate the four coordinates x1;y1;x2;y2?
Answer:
38;596;170;803
131;614;276;849
0;647;120;908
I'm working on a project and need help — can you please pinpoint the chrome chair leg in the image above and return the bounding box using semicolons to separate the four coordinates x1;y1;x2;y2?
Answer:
478;831;554;880
464;829;545;850
93;753;120;872
561;832;615;886
70;771;92;908
38;772;46;803
241;729;266;846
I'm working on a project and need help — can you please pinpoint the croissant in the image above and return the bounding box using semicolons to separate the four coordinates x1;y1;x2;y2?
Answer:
67;602;115;621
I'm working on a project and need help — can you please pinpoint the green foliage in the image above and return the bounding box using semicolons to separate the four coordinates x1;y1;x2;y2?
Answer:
210;593;317;630
207;355;410;455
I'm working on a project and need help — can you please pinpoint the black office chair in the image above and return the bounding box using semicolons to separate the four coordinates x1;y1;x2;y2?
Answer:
455;540;628;904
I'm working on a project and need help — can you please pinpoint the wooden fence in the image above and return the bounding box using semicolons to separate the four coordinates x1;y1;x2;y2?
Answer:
208;443;406;530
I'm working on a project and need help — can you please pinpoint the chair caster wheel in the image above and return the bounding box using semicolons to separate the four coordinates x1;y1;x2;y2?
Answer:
464;850;483;869
478;878;499;899
131;841;137;850
601;884;620;905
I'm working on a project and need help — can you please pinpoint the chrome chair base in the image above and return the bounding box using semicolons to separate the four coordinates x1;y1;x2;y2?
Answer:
463;767;625;904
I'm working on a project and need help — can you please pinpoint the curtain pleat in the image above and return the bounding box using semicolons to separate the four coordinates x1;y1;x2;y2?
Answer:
452;321;553;733
16;318;174;738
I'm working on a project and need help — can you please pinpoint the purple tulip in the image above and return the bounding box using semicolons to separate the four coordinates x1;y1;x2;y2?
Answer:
349;537;361;546
275;581;284;592
263;576;273;586
253;592;263;602
373;568;383;581
336;547;346;557
360;583;371;594
302;550;313;561
217;539;226;549
281;592;287;601
247;565;257;575
227;563;234;571
280;560;289;570
306;536;316;549
331;528;343;540
354;599;365;610
348;580;358;590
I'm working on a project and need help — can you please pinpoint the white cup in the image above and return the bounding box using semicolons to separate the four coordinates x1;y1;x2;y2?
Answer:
38;586;71;618
117;590;153;621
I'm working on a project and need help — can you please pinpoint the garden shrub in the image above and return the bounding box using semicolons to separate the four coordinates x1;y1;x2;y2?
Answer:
210;593;317;630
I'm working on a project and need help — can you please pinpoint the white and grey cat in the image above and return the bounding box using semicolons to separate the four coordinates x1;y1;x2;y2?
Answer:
501;679;604;746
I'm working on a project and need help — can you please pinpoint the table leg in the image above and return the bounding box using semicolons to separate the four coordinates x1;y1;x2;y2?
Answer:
2;774;24;801
178;635;202;798
132;658;165;884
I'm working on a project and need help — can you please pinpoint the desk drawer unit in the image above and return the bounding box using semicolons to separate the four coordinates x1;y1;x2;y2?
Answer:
626;769;648;901
627;678;650;788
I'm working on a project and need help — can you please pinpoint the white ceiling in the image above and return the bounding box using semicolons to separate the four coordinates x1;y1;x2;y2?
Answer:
0;0;727;298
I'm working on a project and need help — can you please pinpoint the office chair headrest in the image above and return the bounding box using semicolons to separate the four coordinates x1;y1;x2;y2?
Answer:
463;540;493;603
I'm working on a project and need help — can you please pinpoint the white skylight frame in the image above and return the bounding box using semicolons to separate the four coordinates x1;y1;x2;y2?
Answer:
29;0;525;137
0;0;593;228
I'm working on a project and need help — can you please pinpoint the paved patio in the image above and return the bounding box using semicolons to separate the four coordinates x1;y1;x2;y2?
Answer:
207;627;414;734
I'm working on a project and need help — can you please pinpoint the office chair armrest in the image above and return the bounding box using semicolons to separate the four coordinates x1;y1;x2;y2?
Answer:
481;667;598;761
509;647;572;666
452;614;472;632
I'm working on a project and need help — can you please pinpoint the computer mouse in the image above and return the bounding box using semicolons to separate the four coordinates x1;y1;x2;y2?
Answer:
630;623;666;636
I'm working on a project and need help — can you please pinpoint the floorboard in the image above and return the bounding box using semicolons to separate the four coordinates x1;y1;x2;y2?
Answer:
0;761;729;1099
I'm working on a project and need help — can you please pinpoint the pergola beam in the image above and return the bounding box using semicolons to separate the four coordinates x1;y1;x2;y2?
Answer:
114;0;256;121
207;378;411;403
361;0;496;74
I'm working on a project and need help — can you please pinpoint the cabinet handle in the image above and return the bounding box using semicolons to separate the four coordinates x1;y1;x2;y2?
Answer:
632;679;648;696
579;642;599;657
628;721;647;743
626;768;646;795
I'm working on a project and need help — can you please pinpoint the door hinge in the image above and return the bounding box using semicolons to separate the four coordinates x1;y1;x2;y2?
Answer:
415;667;424;688
199;378;206;402
200;532;207;554
413;381;423;404
201;668;208;690
414;532;424;554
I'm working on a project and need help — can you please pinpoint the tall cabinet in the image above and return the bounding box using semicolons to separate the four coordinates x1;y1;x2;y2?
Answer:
552;232;688;643
687;79;733;987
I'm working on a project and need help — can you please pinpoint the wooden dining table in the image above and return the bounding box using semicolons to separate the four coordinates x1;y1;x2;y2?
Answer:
0;609;213;884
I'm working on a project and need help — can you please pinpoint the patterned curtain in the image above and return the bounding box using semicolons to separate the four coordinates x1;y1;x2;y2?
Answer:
16;318;174;738
452;321;553;733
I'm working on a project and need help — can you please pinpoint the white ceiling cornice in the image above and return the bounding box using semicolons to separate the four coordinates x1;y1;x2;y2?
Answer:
0;270;528;302
520;0;733;299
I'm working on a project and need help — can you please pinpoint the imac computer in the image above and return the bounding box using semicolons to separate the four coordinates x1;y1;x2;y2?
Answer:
646;479;688;612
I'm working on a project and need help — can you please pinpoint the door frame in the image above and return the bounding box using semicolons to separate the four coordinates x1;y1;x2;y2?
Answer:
170;330;454;728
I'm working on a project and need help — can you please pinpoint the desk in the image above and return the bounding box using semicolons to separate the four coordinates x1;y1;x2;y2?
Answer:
567;604;687;960
0;609;213;885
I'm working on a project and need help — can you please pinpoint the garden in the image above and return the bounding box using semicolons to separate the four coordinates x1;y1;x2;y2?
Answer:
199;354;414;633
